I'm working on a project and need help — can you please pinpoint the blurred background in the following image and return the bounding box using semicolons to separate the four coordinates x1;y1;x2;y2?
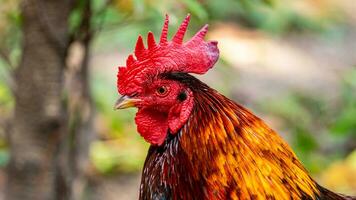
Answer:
0;0;355;199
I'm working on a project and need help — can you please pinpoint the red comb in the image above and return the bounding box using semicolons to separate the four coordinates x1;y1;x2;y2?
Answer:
117;14;219;95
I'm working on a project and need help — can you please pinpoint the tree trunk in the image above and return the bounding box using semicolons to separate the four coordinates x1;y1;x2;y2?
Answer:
56;1;97;198
6;0;74;199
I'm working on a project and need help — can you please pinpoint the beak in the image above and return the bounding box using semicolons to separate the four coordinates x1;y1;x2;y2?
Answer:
114;95;141;110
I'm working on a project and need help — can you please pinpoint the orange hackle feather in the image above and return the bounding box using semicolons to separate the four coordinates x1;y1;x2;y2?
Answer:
139;73;355;200
178;77;319;200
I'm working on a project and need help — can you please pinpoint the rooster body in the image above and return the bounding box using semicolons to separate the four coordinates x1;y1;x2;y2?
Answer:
115;15;355;200
139;73;349;200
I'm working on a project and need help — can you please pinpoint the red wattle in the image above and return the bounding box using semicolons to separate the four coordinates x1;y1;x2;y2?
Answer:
135;108;168;146
168;104;181;133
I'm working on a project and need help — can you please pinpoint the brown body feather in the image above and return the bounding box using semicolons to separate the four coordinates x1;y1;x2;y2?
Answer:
139;73;354;200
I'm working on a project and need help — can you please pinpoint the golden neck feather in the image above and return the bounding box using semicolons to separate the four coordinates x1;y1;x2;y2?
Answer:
179;90;319;200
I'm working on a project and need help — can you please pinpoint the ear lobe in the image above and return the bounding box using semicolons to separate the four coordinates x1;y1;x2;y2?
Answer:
168;89;194;134
179;91;194;123
168;104;181;133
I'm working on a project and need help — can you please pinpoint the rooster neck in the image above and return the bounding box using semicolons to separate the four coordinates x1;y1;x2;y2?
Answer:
139;131;206;200
179;84;321;200
139;73;349;200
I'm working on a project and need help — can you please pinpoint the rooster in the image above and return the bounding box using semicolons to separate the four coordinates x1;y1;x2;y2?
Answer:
115;14;355;200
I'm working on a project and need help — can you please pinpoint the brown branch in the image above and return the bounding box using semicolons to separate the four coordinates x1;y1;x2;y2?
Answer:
0;48;15;70
68;0;93;47
68;0;113;46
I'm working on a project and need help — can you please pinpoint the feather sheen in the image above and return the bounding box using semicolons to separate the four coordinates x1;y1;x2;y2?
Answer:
180;85;318;199
138;74;341;200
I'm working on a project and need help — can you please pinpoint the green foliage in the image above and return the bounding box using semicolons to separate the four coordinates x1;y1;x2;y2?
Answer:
0;139;9;168
0;81;13;108
294;127;318;154
91;141;119;173
180;0;208;21
0;0;21;65
204;0;344;34
0;0;19;171
90;72;149;173
258;69;356;173
330;68;356;137
91;141;147;174
91;74;136;134
0;150;9;167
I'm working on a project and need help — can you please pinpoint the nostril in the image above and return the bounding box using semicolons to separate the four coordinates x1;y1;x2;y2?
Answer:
130;92;138;98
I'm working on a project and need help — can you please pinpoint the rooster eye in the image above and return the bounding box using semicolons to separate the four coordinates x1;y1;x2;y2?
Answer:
156;86;169;96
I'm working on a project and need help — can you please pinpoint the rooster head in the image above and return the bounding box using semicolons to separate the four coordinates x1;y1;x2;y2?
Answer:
116;14;219;145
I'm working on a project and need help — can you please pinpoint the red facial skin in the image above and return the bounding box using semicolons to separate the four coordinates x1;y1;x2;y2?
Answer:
133;79;194;145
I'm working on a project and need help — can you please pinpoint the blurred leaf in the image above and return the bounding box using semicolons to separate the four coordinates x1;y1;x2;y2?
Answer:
293;127;318;154
69;6;83;34
91;141;119;173
291;127;324;174
0;149;9;168
92;0;109;12
319;150;356;195
204;0;244;20
259;94;312;126
0;81;13;108
257;68;356;174
330;68;356;137
0;0;21;68
6;6;21;26
114;0;134;14
262;0;276;6
90;140;148;174
344;67;356;88
180;0;208;21
0;137;9;168
91;73;136;137
348;150;356;168
330;107;356;136
101;6;124;23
